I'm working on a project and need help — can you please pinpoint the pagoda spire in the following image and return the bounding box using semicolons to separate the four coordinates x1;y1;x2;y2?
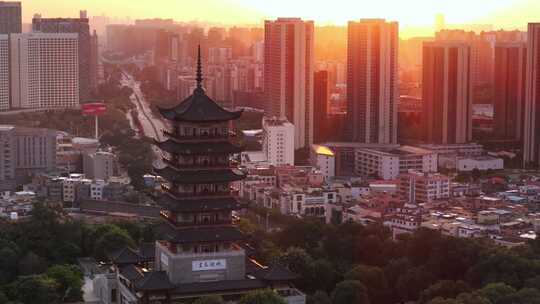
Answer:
196;45;203;91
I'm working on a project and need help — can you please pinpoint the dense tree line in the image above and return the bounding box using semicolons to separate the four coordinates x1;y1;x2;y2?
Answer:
0;203;157;303
243;218;540;304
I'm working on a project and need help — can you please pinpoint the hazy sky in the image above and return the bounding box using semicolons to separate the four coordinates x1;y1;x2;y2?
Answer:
22;0;540;29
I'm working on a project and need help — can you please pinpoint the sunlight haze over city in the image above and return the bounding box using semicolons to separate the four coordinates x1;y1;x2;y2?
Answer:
21;0;540;35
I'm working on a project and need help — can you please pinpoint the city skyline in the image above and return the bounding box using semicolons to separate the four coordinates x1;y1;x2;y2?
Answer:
17;0;540;37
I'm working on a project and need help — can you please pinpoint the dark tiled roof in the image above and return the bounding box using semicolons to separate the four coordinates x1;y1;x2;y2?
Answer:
135;271;175;291
172;279;266;295
108;247;141;264
119;264;144;282
154;140;243;155
260;264;299;281
159;195;247;212
139;243;155;261
153;167;246;184
158;88;242;123
160;224;245;244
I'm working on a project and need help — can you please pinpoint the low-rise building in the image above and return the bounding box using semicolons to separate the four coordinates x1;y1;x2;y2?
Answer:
310;145;335;181
355;145;437;180
83;151;116;181
399;171;450;204
454;156;504;172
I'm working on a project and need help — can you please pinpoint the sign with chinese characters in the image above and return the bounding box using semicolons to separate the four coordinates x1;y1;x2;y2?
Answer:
192;259;227;271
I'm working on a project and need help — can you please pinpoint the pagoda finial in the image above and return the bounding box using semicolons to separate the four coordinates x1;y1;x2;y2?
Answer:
196;45;203;90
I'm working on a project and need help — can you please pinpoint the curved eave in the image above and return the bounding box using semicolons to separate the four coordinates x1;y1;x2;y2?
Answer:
153;139;244;155
160;225;245;243
153;166;246;184
157;106;243;123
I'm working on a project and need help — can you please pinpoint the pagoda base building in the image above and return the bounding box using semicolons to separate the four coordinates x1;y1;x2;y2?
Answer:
91;48;305;304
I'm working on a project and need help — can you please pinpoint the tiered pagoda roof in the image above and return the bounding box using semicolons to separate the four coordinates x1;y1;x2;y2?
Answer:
160;224;245;244
157;91;243;123
157;47;242;123
153;167;246;184
153;45;246;246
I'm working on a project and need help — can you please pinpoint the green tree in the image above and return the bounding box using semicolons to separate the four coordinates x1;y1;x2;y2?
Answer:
306;259;338;293
193;295;224;304
500;288;540;304
307;291;331;304
279;247;313;275
419;280;471;303
93;226;135;260
238;289;286;304
468;252;538;289
345;264;389;303
396;266;435;302
478;282;516;304
331;280;370;304
525;276;540;289
46;265;83;302
0;240;20;284
428;298;459;304
455;292;491;304
18;252;47;275
10;275;60;304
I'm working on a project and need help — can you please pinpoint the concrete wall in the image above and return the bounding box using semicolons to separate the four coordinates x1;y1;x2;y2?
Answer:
156;242;246;284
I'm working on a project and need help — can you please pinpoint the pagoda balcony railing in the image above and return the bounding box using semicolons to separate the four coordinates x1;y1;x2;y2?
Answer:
160;213;235;228
157;241;245;257
162;158;233;169
163;130;237;141
161;185;240;199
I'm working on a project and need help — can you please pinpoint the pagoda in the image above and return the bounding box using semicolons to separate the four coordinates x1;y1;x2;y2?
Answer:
153;46;249;285
97;48;305;304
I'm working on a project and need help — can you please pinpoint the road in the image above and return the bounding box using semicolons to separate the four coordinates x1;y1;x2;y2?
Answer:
120;72;167;163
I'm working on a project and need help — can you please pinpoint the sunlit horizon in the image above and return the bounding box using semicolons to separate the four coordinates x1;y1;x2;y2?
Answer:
18;0;540;37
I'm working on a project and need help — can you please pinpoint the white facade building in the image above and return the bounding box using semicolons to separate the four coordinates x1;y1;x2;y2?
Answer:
264;18;314;149
311;145;335;181
455;156;504;172
355;145;438;180
263;117;295;166
10;33;79;109
0;35;8;111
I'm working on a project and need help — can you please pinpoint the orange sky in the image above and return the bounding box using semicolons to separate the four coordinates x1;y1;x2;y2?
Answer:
22;0;540;36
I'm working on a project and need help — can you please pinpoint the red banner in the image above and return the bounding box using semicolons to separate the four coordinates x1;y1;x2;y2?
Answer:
82;102;107;116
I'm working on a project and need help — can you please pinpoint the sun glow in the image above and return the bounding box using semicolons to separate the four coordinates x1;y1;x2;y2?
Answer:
21;0;540;36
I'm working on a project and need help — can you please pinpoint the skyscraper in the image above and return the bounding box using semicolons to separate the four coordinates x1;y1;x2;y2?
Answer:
422;41;472;144
346;19;398;144
10;33;79;109
313;70;329;144
0;35;8;111
0;1;21;34
32;11;93;100
264;17;314;149
524;23;540;165
493;42;527;141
